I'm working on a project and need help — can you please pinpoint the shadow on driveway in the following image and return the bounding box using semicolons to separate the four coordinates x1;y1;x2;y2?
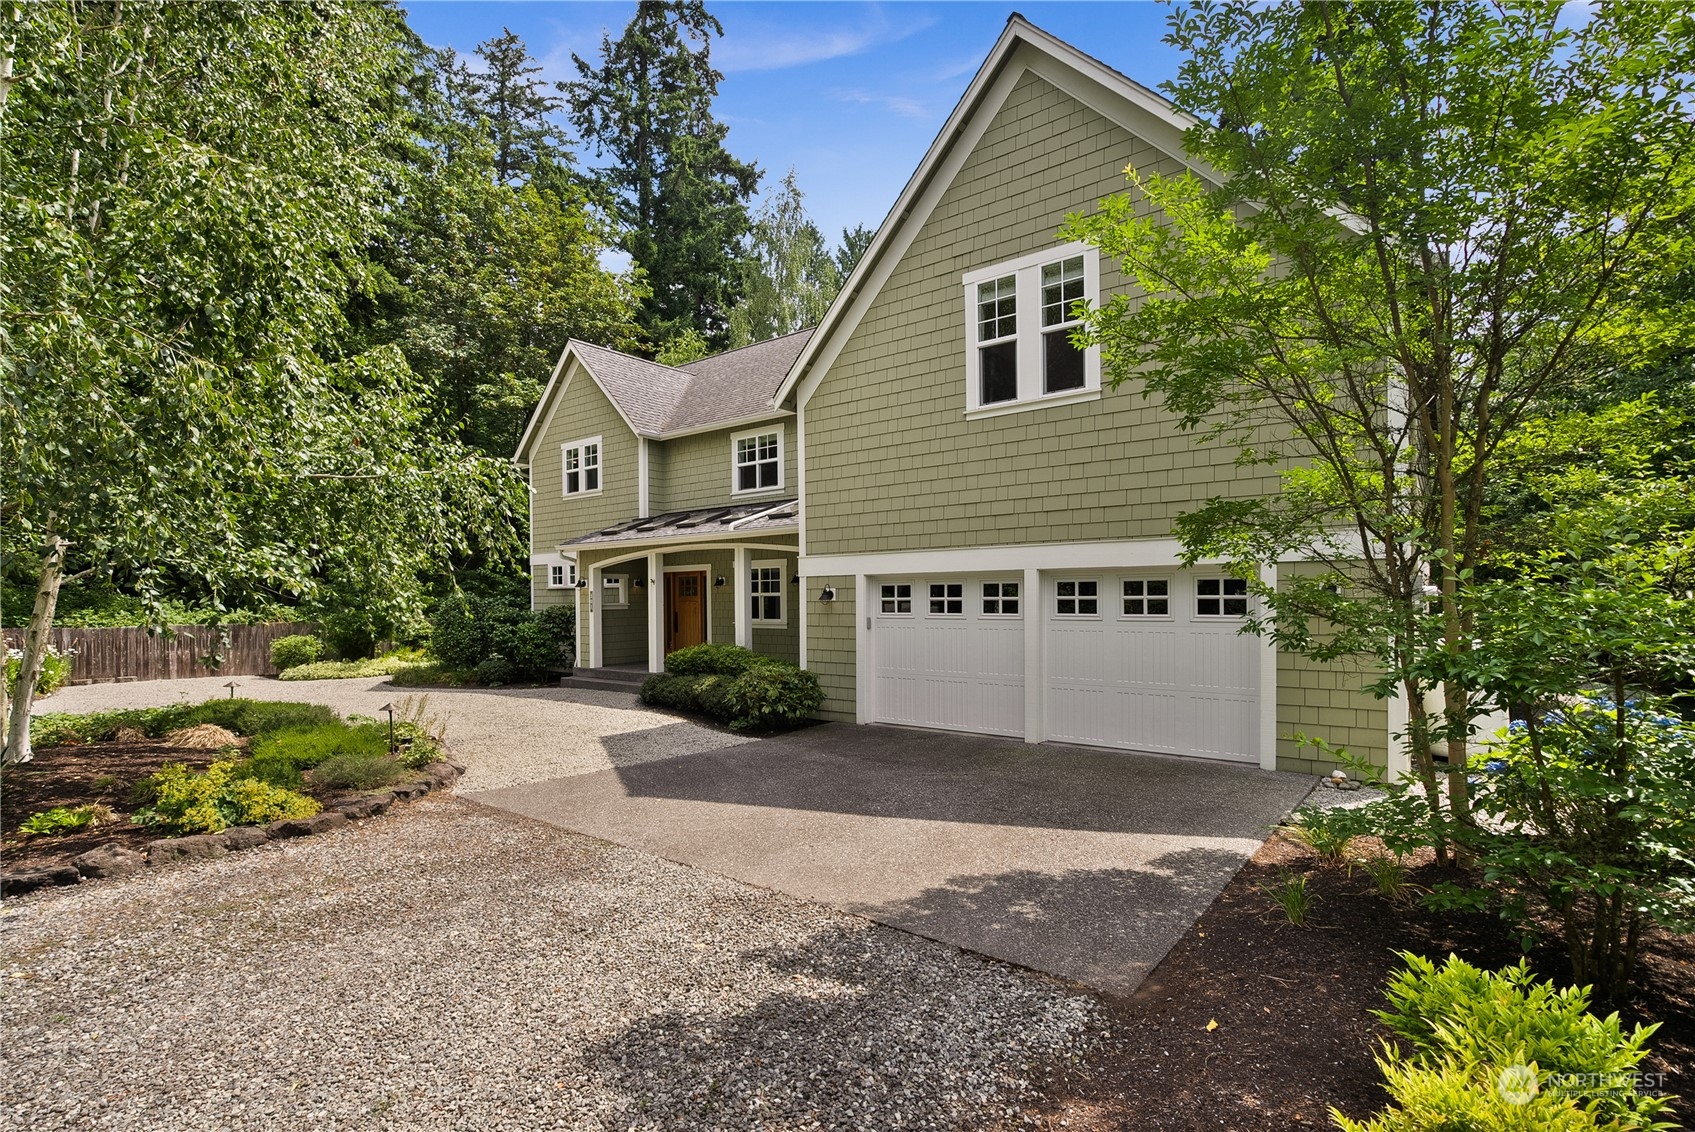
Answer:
471;723;1316;994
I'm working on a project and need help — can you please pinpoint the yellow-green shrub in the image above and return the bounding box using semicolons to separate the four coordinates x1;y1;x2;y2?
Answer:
136;760;319;834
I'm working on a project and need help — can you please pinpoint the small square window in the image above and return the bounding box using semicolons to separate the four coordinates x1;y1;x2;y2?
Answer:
1055;579;1099;617
880;583;913;615
928;582;964;615
1196;577;1249;617
1121;578;1170;616
982;580;1020;616
601;575;627;608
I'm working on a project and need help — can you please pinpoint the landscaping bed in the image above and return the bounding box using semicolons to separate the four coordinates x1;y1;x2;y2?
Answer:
3;697;461;890
1019;832;1693;1130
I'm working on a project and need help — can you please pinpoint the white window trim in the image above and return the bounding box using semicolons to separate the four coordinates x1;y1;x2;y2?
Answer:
877;581;915;617
601;574;628;609
924;580;967;618
730;426;785;496
1052;577;1103;619
961;241;1102;418
1194;576;1252;619
979;579;1023;618
561;435;604;498
1117;575;1174;620
749;558;787;627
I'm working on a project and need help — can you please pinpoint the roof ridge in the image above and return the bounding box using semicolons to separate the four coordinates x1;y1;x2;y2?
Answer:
679;325;818;371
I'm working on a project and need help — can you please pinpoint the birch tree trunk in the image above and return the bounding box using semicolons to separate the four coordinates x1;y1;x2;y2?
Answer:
2;535;68;766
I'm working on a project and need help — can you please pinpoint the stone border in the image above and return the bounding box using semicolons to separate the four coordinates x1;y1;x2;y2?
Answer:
1;760;463;897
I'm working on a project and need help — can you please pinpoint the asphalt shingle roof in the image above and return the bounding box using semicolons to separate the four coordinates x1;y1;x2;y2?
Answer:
567;328;813;437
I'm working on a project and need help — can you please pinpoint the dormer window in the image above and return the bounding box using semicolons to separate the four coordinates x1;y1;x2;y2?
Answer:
732;427;783;494
962;242;1100;418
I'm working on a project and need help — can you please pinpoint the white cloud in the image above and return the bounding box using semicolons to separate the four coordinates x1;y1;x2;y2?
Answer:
833;88;931;120
715;9;934;73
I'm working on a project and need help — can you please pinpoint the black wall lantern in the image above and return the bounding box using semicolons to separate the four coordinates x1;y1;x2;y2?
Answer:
818;586;836;603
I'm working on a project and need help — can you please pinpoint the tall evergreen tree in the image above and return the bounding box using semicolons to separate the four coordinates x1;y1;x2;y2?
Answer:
566;1;760;349
835;223;875;280
728;170;839;347
454;29;570;184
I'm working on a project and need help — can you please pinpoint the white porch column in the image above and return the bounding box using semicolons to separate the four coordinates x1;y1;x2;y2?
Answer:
732;545;752;648
589;564;604;669
1022;566;1043;744
645;551;664;672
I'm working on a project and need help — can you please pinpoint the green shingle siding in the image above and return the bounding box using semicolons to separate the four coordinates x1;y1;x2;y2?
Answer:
529;364;640;555
805;576;857;722
653;420;795;514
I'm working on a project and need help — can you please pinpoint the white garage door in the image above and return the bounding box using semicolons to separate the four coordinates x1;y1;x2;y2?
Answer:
1045;571;1260;762
869;575;1025;737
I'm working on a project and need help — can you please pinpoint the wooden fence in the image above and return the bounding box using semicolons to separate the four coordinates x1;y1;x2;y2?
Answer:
2;622;318;685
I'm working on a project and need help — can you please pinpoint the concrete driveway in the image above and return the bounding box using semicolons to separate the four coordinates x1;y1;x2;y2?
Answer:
472;724;1316;995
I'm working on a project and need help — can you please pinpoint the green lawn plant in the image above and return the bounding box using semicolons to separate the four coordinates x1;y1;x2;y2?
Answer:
1333;953;1677;1131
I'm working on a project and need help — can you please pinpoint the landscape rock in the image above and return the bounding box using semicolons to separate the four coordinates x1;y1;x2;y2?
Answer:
71;843;147;880
419;761;460;789
220;826;271;851
264;811;349;839
1;866;80;895
328;792;393;820
146;834;229;864
390;780;429;801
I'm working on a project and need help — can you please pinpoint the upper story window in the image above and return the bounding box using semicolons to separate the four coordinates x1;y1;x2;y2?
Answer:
562;436;602;496
962;242;1101;419
732;427;783;494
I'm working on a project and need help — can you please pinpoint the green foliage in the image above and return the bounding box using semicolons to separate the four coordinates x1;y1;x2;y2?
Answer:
309;751;407;792
662;642;775;677
721;665;824;732
566;0;760;346
17;804;110;837
728;170;840;347
135;760;319;835
387;662;473;688
277;654;430;682
5;644;73;698
1;581;289;630
1333;953;1677;1131
655;327;711;366
1259;869;1314;927
270;635;325;672
1361;854;1412;903
29;698;339;748
474;655;519;687
1285;805;1364;864
426;575;569;681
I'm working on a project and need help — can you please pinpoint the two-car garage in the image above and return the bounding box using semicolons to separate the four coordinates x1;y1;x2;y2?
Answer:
867;568;1263;763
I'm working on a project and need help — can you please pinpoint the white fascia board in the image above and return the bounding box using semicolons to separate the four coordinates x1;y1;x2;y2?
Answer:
513;345;577;463
799;533;1368;577
773;18;1214;412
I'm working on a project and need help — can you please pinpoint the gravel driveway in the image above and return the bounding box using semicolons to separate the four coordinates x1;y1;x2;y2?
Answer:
1;798;1099;1131
37;674;752;791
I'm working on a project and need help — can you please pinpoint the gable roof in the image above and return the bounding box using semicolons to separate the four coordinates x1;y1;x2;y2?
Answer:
769;13;1211;410
513;329;812;462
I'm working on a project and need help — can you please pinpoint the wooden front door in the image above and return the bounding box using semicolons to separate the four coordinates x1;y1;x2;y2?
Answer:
665;571;707;654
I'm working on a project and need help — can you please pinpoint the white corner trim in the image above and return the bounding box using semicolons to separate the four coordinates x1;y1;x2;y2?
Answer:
1258;562;1279;771
796;401;807;557
637;437;649;518
1386;679;1411;781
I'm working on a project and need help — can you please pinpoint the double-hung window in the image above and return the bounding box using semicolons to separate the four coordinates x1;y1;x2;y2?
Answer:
562;436;602;496
732;428;783;494
962;242;1100;416
750;560;785;625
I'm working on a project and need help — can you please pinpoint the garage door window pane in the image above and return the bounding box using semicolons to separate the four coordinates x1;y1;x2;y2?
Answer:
928;582;963;615
1122;578;1170;616
1197;577;1249;617
1055;579;1098;616
880;583;912;614
982;580;1020;616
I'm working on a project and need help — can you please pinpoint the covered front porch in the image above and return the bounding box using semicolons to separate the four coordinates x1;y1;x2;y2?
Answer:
564;501;802;674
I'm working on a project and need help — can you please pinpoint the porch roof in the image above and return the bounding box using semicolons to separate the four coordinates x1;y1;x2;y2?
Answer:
562;498;799;550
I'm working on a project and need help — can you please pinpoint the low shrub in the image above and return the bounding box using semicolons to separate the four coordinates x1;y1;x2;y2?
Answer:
310;751;407;791
269;634;324;671
474;654;519;686
277;653;429;681
5;643;75;698
662;642;774;677
427;578;572;679
17;803;113;837
387;662;473;687
1286;805;1365;864
134;760;319;834
640;656;821;732
28;698;336;747
1334;953;1676;1130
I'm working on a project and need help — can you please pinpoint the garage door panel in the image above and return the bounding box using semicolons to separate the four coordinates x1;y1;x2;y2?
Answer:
872;577;1024;738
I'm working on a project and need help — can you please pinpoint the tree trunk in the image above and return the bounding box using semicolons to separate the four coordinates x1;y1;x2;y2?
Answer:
2;535;69;766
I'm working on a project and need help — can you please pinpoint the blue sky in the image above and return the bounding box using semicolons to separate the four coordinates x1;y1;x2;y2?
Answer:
401;2;1183;252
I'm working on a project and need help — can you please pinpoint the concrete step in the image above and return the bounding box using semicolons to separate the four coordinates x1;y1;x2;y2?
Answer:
560;669;649;695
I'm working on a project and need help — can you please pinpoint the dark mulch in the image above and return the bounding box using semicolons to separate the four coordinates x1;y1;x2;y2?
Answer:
2;740;232;871
1021;833;1693;1130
